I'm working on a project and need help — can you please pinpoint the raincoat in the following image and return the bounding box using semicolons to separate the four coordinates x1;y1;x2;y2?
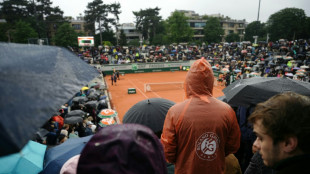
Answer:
161;58;240;174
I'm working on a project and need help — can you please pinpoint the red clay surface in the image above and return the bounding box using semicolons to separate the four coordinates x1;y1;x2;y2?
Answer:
104;71;225;122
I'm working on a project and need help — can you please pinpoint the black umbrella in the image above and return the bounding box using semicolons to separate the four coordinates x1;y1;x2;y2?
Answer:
66;110;85;118
64;116;83;124
0;43;99;156
72;96;88;103
223;77;310;107
123;98;175;133
85;100;98;109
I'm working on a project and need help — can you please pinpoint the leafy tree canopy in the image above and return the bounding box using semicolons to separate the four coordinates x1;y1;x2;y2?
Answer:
267;8;307;41
133;7;162;42
203;17;224;43
225;33;240;42
12;20;38;43
244;21;267;42
166;11;193;44
53;23;78;47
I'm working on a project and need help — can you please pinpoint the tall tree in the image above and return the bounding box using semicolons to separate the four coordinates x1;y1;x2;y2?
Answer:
12;20;38;43
84;0;121;45
166;11;193;44
53;23;78;47
267;8;307;41
133;7;162;43
244;21;267;42
0;0;29;24
203;17;224;43
225;33;240;42
119;29;127;46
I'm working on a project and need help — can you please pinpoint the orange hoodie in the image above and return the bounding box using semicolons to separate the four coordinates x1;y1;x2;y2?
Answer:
161;58;240;174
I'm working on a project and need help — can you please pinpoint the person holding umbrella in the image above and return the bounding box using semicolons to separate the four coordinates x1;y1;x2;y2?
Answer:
161;58;240;174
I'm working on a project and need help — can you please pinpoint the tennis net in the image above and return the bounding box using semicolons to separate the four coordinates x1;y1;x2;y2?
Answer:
144;82;184;92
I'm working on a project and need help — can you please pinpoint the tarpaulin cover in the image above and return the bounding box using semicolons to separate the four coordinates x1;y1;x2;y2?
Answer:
0;43;99;156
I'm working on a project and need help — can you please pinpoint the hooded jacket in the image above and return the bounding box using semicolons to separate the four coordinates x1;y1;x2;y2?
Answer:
161;58;240;174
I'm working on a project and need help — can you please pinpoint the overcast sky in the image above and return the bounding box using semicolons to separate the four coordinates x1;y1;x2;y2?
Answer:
52;0;310;24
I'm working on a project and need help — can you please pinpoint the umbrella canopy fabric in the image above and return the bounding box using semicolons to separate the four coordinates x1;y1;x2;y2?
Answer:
98;118;116;127
0;43;99;157
41;136;92;174
64;116;83;124
97;109;118;119
0;141;46;174
85;101;98;109
72;96;88;103
123;98;175;133
223;77;310;107
66;110;85;118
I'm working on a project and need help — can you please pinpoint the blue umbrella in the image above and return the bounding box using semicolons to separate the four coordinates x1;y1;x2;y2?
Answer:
41;135;92;174
0;141;46;174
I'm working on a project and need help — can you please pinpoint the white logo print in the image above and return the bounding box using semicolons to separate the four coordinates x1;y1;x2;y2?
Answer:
196;132;219;160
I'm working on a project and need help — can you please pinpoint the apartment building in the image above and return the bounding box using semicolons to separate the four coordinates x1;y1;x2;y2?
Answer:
117;23;142;43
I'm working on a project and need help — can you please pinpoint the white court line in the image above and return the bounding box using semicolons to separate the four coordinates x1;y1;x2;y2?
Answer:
128;79;150;99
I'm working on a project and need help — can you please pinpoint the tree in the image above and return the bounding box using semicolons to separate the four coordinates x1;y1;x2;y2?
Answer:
12;20;38;43
267;8;307;41
133;7;162;43
94;30;116;46
166;11;193;44
53;23;78;47
225;33;240;42
203;17;224;43
84;0;121;45
244;21;267;42
119;29;127;46
0;0;29;24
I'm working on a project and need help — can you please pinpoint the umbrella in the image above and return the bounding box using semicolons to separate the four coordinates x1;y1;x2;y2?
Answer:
64;116;83;124
0;43;99;156
123;98;175;133
284;56;293;60
234;69;241;73
97;100;108;110
72;96;88;103
212;66;218;70
97;109;118;119
85;100;98;109
221;68;230;73
300;65;308;69
241;50;247;54
0;141;46;174
285;73;294;77
81;86;89;91
98;118;116;127
41;136;92;174
223;77;310;107
66;110;85;118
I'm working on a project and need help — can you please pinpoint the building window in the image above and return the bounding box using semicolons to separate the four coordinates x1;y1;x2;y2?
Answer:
229;23;234;27
239;23;244;28
194;22;206;28
72;24;81;30
229;30;234;34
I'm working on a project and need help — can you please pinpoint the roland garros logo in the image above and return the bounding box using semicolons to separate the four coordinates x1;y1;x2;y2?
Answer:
196;132;219;160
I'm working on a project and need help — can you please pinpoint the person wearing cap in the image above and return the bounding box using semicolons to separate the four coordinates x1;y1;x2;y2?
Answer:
77;124;168;174
248;92;310;174
161;58;240;174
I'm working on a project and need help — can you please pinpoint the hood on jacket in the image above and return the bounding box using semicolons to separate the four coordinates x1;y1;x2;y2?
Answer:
184;58;214;100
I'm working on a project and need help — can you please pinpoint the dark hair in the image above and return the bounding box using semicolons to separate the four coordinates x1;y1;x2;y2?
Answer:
248;92;310;153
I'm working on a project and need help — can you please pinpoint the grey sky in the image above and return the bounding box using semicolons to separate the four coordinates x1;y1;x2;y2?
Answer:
52;0;310;24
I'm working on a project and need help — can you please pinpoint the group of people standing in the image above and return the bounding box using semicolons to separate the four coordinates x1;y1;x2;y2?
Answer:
110;70;120;86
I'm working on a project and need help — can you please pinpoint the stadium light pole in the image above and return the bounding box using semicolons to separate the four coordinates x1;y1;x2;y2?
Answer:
257;0;261;21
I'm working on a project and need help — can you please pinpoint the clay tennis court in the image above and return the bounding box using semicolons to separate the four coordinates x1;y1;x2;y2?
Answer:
104;71;225;122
